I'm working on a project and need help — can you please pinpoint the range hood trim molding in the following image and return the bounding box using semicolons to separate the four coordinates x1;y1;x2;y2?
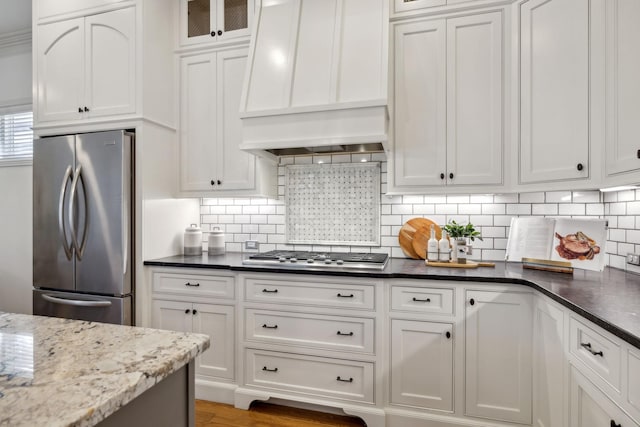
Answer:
238;98;388;120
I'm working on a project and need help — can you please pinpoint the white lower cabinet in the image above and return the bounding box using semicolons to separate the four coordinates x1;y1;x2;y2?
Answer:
389;319;454;411
151;269;236;403
570;365;639;427
153;299;234;380
533;296;566;427
465;290;533;424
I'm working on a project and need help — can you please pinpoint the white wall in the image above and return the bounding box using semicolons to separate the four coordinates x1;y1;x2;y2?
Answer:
0;19;32;314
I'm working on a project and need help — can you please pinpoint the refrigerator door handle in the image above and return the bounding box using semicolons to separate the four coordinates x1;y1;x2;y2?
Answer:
58;165;74;260
69;165;89;260
42;293;112;307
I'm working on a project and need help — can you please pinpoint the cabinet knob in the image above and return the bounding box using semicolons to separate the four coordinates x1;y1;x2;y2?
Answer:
217;30;223;36
78;107;83;113
449;172;454;179
217;180;222;185
83;106;89;112
637;149;640;159
210;180;215;186
611;421;621;427
470;298;475;306
440;173;445;180
210;31;216;37
577;163;584;171
192;309;197;315
184;309;191;314
446;331;451;339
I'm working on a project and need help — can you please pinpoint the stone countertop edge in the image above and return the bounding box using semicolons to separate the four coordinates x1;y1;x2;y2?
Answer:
0;313;210;427
144;253;640;350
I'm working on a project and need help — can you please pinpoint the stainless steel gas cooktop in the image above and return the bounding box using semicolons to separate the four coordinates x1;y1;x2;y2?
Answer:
243;250;389;270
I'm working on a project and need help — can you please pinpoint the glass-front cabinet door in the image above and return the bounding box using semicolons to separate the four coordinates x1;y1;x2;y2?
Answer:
181;0;253;46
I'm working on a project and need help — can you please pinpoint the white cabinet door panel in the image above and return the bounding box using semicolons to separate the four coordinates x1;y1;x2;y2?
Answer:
446;12;502;186
393;19;446;187
520;0;590;183
193;303;235;380
37;18;85;123
85;7;136;118
465;290;533;424
605;0;640;176
390;319;454;411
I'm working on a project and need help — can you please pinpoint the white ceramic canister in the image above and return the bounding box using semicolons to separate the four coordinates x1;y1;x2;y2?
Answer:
183;224;203;255
208;227;226;255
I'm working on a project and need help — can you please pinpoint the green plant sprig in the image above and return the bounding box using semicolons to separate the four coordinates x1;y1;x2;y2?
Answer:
442;220;483;242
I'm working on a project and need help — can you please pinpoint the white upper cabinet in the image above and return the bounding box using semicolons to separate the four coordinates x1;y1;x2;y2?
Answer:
604;0;640;180
519;0;591;185
179;0;253;47
36;6;136;124
179;48;276;197
390;11;503;193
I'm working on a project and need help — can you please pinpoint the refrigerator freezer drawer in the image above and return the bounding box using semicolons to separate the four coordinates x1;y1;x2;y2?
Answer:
33;289;132;325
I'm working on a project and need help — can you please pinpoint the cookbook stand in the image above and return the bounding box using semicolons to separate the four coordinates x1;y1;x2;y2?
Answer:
522;257;574;274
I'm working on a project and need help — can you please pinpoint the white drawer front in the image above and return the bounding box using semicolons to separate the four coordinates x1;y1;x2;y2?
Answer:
153;271;235;299
569;317;621;391
244;277;375;310
245;349;374;403
245;309;374;354
390;286;454;316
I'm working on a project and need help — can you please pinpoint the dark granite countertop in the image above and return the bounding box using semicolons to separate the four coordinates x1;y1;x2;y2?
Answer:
144;253;640;350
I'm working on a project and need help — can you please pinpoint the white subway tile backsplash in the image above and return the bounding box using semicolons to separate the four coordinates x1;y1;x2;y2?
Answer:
199;159;640;271
546;191;572;203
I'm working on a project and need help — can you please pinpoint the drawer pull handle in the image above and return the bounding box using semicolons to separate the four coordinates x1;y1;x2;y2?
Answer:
185;282;200;287
337;331;354;336
580;342;604;357
336;376;353;383
337;293;354;298
412;297;431;303
262;289;278;293
262;324;278;329
262;366;278;372
611;420;621;427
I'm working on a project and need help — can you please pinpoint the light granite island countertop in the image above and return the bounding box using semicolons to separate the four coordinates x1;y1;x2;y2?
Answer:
0;312;210;427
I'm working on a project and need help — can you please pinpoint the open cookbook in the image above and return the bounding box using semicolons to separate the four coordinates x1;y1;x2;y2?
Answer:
505;217;607;271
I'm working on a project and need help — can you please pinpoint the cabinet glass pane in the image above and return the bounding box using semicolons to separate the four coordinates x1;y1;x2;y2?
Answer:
224;0;247;32
188;0;211;38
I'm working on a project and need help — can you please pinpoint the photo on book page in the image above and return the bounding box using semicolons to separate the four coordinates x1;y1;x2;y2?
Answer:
550;218;607;271
505;217;607;271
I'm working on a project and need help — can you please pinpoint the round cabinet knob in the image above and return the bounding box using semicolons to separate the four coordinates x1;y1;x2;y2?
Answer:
324;259;332;264
192;309;197;315
210;180;215;186
217;180;222;185
290;258;298;263
440;173;445;180
577;163;584;171
83;106;89;112
306;259;314;263
210;31;216;37
470;298;475;306
184;309;191;314
449;172;454;179
217;30;223;36
446;331;451;339
78;107;83;113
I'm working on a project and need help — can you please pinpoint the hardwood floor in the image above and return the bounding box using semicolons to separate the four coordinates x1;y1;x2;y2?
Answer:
195;400;367;427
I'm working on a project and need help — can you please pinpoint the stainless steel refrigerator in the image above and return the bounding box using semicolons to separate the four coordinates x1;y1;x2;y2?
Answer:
32;130;134;325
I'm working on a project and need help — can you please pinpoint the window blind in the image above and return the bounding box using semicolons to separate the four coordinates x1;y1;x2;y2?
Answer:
0;109;33;164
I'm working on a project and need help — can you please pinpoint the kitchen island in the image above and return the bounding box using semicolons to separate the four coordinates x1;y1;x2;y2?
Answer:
0;312;209;427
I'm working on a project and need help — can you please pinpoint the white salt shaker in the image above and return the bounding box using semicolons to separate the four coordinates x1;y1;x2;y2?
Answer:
183;224;203;255
208;227;226;255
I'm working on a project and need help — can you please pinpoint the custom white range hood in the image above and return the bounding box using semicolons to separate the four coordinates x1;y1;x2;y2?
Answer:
239;0;389;160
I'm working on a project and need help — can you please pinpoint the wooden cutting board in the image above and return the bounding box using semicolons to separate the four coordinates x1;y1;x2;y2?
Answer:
425;260;496;268
398;218;441;259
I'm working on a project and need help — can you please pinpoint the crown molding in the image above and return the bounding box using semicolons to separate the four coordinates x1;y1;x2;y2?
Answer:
0;28;31;51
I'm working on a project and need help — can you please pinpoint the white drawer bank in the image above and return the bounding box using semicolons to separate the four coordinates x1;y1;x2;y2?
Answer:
148;267;640;427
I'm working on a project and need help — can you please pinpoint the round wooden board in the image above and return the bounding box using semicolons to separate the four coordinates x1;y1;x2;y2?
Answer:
412;222;443;259
398;218;441;259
